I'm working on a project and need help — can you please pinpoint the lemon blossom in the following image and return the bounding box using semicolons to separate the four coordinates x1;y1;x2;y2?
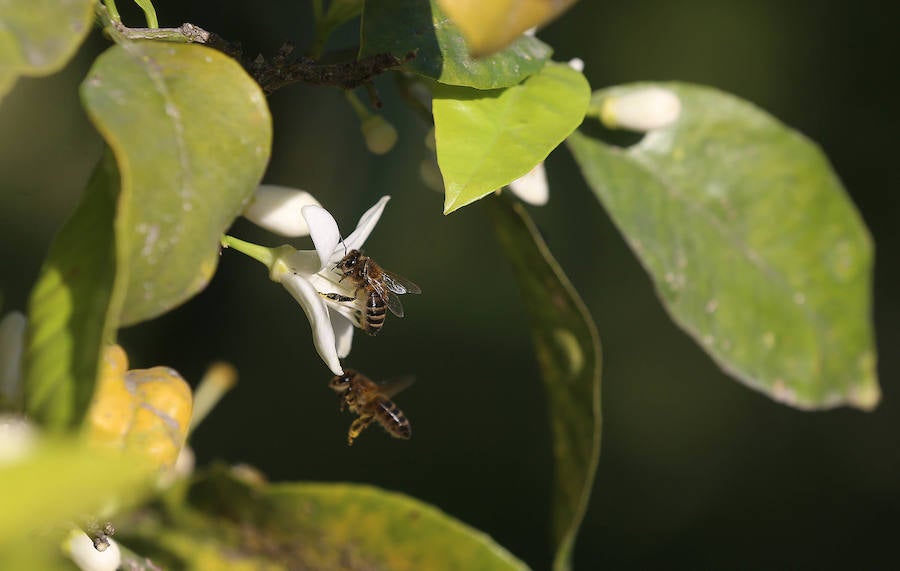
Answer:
507;58;584;206
225;197;391;375
242;185;322;237
598;86;682;132
64;530;121;571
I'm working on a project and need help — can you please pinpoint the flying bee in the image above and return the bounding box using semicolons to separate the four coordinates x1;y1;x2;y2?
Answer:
329;369;413;446
326;249;421;336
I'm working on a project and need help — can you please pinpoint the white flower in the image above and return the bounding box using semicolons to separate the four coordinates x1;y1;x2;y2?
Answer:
599;87;682;132
64;530;121;571
508;162;549;206
506;58;583;207
268;197;391;375
242;185;322;237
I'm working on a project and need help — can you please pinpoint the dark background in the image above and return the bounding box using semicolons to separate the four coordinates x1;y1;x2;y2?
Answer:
1;1;897;569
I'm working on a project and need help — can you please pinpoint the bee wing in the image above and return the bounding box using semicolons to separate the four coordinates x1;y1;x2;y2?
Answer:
369;278;406;318
378;376;415;399
381;271;422;295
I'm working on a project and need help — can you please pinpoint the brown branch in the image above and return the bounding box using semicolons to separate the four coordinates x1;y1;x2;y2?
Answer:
96;6;413;98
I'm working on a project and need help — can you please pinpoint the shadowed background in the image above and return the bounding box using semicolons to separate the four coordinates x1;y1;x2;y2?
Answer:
1;1;897;568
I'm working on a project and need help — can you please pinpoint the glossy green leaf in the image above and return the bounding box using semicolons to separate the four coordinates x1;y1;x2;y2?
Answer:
568;82;879;410
23;156;120;429
0;0;94;102
434;62;589;214
81;42;272;326
121;466;529;570
360;0;551;89
0;438;155;550
488;195;601;571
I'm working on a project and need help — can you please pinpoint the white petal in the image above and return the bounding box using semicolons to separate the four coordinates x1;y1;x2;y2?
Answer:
65;530;121;571
342;196;391;252
509;163;549;206
280;272;343;375
242;185;321;237
330;311;355;358
0;414;36;465
0;311;25;404
302;205;342;271
282;249;323;277
600;87;682;132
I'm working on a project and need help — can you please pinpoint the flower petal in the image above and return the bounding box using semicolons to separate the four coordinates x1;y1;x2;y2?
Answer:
330;311;355;358
509;162;549;206
242;185;321;237
65;530;121;571
600;87;682;132
302;205;342;271
280;272;343;375
343;196;391;252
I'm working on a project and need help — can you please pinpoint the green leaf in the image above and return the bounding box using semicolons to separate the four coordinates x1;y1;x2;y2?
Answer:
434;62;589;214
0;438;155;551
360;0;552;89
568;82;879;410
120;466;529;570
0;0;94;103
23;155;120;429
81;42;272;326
487;195;601;571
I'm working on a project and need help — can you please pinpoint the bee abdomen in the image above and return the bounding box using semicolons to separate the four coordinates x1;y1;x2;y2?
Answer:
363;292;387;335
375;398;411;439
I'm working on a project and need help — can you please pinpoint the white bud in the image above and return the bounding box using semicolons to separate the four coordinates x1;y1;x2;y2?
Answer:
567;57;585;73
600;87;682;132
508;162;549;206
64;530;121;571
242;185;321;237
0;311;25;404
0;414;36;465
361;115;399;155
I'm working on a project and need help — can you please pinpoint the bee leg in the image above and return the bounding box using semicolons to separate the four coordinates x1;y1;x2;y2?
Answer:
347;414;374;446
321;292;355;302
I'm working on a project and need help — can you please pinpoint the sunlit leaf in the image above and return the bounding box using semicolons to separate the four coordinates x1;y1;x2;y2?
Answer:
81;42;272;326
437;0;578;57
568;82;879;410
0;439;155;550
85;345;193;468
360;0;551;89
488;195;601;571
23;156;120;429
0;0;94;102
120;466;529;570
434;62;589;214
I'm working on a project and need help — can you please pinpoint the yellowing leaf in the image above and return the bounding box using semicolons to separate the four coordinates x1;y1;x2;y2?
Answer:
85;345;193;468
437;0;578;57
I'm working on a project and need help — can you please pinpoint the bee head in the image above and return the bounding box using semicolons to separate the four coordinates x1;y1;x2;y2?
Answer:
329;369;357;393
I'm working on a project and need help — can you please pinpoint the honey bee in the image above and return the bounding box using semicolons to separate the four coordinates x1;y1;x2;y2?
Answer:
329;369;413;446
329;249;421;336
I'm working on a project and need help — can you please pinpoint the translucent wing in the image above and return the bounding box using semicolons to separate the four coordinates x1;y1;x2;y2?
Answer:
377;376;415;399
381;271;422;295
368;278;406;318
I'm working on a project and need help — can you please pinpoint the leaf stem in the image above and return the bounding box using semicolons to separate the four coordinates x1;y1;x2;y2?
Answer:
189;362;237;434
103;0;121;23
220;235;276;268
134;0;160;29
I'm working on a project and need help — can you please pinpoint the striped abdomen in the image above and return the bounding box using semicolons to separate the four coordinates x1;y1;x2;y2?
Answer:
363;289;387;335
374;397;411;439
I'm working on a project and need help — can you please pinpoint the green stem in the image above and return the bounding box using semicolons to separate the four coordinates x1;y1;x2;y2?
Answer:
103;0;121;23
345;90;371;121
221;235;276;267
189;362;237;434
134;0;160;28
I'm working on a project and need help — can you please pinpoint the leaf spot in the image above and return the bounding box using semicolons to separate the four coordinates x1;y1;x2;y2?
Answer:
793;292;806;305
705;299;718;313
762;332;776;349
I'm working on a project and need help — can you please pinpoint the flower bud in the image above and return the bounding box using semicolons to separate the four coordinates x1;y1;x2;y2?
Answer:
242;185;322;237
64;530;121;571
361;115;398;155
599;87;682;132
508;162;549;206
